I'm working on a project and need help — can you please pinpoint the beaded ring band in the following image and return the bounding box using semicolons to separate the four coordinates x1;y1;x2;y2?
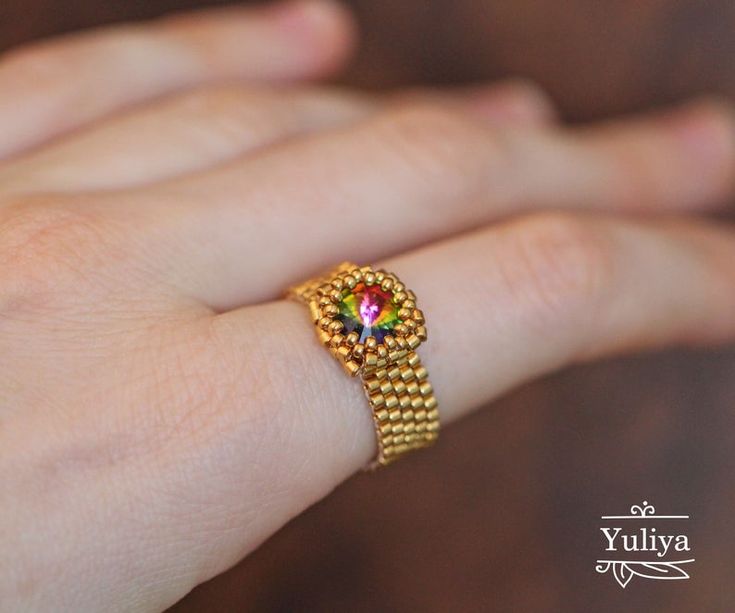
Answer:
288;262;439;468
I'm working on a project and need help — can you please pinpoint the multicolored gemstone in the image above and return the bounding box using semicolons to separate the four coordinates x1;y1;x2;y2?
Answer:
336;282;401;343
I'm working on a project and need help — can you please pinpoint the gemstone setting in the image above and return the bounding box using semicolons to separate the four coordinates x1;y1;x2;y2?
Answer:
336;282;400;343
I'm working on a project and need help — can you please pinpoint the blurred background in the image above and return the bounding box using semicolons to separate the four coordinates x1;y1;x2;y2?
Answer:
3;1;734;611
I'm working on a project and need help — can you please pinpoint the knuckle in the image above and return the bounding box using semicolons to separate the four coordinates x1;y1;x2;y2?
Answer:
373;102;491;180
0;198;112;307
501;212;616;326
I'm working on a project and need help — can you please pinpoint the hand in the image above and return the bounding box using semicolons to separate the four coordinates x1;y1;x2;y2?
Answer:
1;1;734;610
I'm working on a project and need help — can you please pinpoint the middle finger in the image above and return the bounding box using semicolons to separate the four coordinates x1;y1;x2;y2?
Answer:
104;97;735;309
0;80;553;195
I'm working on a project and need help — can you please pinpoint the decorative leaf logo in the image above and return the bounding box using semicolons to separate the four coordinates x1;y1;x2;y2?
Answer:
613;563;633;589
637;562;691;580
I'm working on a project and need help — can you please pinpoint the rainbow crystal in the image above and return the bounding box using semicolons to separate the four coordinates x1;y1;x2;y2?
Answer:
336;282;400;343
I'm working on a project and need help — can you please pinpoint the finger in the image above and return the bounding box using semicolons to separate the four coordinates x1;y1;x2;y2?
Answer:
163;212;735;598
0;0;355;159
0;80;554;194
0;86;373;194
393;79;558;127
131;97;735;309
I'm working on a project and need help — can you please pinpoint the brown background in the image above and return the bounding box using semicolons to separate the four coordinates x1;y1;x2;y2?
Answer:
3;1;734;611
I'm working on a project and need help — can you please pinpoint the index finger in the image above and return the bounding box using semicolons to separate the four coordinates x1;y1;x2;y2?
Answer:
0;0;354;158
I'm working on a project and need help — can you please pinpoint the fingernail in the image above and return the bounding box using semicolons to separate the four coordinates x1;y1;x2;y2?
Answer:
667;98;735;171
270;0;341;36
461;79;557;126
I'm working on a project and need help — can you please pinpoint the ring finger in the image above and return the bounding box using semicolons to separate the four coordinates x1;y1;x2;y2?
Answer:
157;210;735;585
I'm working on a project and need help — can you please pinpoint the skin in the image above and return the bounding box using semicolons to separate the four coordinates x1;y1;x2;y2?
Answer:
0;0;734;610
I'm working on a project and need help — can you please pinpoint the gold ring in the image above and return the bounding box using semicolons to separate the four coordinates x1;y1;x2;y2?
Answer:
288;262;439;468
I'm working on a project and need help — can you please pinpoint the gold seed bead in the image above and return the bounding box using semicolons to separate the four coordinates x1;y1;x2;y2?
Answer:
419;381;433;395
394;292;408;304
318;296;331;306
413;309;424;323
365;353;378;367
345;332;359;346
308;302;321;322
411;396;424;410
403;299;416;310
404;319;417;330
399;395;411;409
394;324;408;336
365;336;377;351
407;352;420;367
414;409;428;421
424;396;438;410
331;278;344;290
319;316;332;330
364;272;376;285
406;381;419;395
371;394;386;408
380;380;393;394
377;345;388;359
387;366;401;380
343;275;356;288
329;289;342;302
375;271;385;282
414;365;428;380
407;334;421;349
344;360;360;375
351;343;365;359
384;335;397;350
393;380;406;395
397;308;412;320
386;396;400;410
393;282;405;293
328;320;344;334
416;325;428;341
381;278;394;292
323;304;338;316
329;333;345;347
352;269;363;281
